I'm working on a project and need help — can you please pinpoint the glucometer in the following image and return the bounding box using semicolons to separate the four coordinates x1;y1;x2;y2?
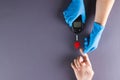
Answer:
72;16;83;34
72;16;84;49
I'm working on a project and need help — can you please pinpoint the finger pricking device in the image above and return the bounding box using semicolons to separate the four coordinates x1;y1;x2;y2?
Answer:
72;16;84;49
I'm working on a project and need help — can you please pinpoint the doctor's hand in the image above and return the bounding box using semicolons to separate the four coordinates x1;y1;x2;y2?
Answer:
71;54;94;80
84;22;105;53
63;0;86;27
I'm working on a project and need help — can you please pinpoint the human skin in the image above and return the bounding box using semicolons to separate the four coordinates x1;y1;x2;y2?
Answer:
71;49;94;80
83;0;115;53
95;0;115;26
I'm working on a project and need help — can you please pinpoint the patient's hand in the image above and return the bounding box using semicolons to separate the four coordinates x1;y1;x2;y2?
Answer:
71;53;94;80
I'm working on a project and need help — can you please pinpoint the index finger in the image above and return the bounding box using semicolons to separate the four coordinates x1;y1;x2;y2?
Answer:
79;48;92;66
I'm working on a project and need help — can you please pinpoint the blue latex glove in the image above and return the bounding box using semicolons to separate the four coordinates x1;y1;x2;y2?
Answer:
63;0;86;27
84;22;105;53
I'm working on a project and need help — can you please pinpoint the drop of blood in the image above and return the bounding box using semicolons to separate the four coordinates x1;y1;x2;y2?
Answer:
74;41;80;49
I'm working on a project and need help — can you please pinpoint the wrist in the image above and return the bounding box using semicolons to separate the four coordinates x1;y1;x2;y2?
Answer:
77;77;93;80
77;79;92;80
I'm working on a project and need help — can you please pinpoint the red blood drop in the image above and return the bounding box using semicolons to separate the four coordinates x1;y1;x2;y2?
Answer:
74;41;80;49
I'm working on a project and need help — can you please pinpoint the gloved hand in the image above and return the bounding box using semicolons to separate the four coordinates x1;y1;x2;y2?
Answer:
84;22;105;53
63;0;86;27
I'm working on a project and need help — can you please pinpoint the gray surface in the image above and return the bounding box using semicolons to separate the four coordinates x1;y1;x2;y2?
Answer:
0;0;120;80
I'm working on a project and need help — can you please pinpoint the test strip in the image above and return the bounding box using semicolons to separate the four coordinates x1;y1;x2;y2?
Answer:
76;34;78;41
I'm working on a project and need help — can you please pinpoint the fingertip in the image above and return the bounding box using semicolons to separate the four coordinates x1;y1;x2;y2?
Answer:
71;62;73;67
68;18;74;27
79;48;85;56
79;56;83;63
74;59;77;64
69;22;72;27
63;10;67;15
84;37;87;41
81;13;86;23
82;18;85;24
63;11;67;19
84;41;88;45
71;62;75;69
84;38;88;47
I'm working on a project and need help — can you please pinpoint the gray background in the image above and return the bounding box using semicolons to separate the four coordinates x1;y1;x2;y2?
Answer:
0;0;120;80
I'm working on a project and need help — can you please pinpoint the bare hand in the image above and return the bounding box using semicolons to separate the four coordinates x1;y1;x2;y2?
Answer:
71;52;94;80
